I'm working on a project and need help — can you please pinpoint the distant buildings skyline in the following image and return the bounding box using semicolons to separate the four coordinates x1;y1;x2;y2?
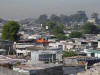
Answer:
0;0;100;20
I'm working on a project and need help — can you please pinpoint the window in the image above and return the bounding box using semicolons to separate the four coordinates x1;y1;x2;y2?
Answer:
39;54;56;63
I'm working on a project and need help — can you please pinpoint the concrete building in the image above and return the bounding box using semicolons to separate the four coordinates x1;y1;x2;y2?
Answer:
98;41;100;48
86;49;100;58
49;41;75;51
26;46;63;64
13;42;34;56
88;19;96;24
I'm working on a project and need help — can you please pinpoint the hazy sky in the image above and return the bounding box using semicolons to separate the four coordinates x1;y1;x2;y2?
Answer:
0;0;100;20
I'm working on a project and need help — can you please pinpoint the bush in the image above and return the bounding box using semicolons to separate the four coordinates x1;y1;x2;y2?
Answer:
62;51;77;57
69;31;83;38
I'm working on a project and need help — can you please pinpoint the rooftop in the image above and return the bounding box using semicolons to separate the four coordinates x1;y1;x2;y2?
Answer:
15;63;63;70
26;46;61;51
0;55;26;65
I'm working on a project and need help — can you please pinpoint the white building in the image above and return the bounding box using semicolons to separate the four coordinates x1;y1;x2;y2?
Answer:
28;34;41;39
14;43;34;56
84;49;100;58
26;46;62;64
49;41;74;51
88;19;96;24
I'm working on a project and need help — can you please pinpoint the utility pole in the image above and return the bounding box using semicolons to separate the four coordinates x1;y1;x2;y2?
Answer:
8;46;10;55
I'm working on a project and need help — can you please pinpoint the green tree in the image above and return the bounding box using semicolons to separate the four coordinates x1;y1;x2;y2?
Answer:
55;34;67;40
62;51;77;57
69;31;83;38
53;25;64;35
53;25;67;40
43;21;57;31
82;22;99;34
43;21;67;40
2;21;20;41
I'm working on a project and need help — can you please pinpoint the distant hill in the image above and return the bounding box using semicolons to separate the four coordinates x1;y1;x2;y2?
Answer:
19;18;36;25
